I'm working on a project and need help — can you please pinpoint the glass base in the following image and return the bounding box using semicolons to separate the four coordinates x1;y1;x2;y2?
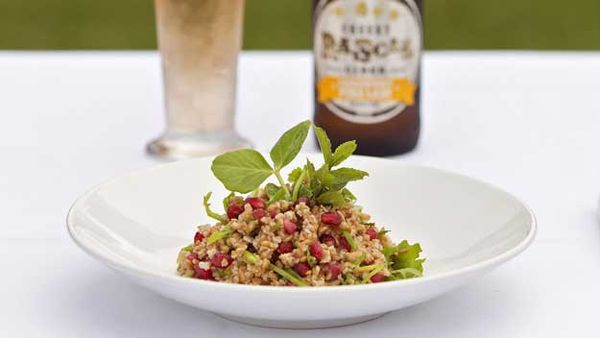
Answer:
147;130;251;160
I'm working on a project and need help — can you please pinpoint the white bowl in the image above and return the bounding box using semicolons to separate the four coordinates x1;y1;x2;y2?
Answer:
67;155;536;329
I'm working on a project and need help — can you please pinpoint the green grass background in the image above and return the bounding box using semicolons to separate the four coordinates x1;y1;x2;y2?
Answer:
0;0;598;50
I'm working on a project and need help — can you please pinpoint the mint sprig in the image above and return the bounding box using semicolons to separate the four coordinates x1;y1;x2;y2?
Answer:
210;121;311;197
209;120;367;209
311;126;367;206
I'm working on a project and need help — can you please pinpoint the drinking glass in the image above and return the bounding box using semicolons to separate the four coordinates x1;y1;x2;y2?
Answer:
148;0;250;159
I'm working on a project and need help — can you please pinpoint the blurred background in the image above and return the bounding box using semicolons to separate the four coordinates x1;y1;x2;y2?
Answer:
1;0;598;50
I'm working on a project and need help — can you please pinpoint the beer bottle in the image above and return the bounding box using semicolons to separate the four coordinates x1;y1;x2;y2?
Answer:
313;0;423;156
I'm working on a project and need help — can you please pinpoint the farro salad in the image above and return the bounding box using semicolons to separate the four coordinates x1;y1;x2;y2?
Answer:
177;121;425;286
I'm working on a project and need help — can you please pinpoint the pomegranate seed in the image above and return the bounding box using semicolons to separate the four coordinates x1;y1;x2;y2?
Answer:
245;197;265;210
269;209;279;218
253;208;267;222
294;262;311;277
325;262;342;280
186;252;198;261
278;241;294;254
366;227;378;240
370;273;386;283
295;196;309;205
193;266;214;280
338;236;351;251
320;234;337;247
321;212;341;226
194;232;204;243
309;242;324;260
210;252;233;268
227;203;244;220
283;219;297;234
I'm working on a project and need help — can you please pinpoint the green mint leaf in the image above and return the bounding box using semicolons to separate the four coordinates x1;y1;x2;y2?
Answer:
305;160;321;194
314;126;333;166
203;192;226;222
287;167;303;182
316;190;346;206
298;185;314;198
306;250;317;267
331;167;368;190
330;141;357;167
269;120;312;170
264;183;280;198
316;164;336;187
211;149;273;193
341;188;356;202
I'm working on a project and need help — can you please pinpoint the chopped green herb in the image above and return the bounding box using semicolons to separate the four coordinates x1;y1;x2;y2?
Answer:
350;252;366;265
264;183;280;199
330;141;357;167
314;126;333;167
242;250;259;265
207;226;234;244
212;269;226;278
330;167;368;190
291;168;306;201
355;263;382;273
242;251;309;286
317;190;346;206
341;188;357;202
363;264;385;283
222;192;235;211
287;167;303;182
270;265;309;287
203;192;226;222
268;188;287;205
342;231;358;251
306;250;317;267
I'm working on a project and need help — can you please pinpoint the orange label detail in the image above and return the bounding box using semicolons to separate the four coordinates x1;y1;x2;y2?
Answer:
318;76;416;105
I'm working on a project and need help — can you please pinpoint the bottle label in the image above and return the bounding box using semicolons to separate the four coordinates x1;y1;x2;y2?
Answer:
314;0;421;124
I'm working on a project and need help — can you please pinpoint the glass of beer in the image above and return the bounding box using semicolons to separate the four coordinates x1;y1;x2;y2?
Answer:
147;0;250;159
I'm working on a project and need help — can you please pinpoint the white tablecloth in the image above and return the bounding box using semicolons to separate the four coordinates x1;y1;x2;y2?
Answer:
1;51;599;337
